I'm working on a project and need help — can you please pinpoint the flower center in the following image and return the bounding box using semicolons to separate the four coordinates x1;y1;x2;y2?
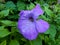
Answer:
29;16;34;22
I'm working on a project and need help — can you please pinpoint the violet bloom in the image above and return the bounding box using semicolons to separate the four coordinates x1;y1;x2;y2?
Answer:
18;4;49;40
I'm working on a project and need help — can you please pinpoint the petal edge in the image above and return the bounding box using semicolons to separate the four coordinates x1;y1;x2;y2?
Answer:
35;19;49;33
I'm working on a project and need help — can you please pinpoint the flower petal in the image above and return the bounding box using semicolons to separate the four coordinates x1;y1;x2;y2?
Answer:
18;19;38;40
31;4;44;18
35;19;49;33
19;10;31;19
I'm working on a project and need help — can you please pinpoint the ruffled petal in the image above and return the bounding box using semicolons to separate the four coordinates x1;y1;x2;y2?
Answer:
18;19;38;40
35;19;49;33
19;10;31;19
31;4;44;18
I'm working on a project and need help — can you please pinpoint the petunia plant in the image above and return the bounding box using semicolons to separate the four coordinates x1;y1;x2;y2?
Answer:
18;4;49;40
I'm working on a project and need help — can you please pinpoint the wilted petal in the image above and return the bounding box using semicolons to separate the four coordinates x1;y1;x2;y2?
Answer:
31;4;44;18
35;19;49;33
18;19;38;40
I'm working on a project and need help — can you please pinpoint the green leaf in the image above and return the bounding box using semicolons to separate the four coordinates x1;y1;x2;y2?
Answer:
53;4;60;13
7;14;19;19
11;27;19;33
0;3;5;10
9;40;19;45
57;26;60;31
30;36;42;45
0;9;9;17
45;25;56;39
5;1;16;10
0;40;6;45
27;3;35;10
17;1;26;11
0;20;17;26
44;5;53;16
0;26;11;38
0;29;10;38
0;26;5;30
38;15;50;21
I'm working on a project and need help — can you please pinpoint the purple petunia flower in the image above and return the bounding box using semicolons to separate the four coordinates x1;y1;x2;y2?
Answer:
18;4;49;40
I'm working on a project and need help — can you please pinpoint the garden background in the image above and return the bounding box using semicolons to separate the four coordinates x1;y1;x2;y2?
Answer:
0;0;60;45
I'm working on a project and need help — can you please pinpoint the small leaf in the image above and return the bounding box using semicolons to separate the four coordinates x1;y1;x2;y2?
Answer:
30;35;42;45
0;9;9;17
53;4;60;12
0;26;5;30
0;20;17;26
11;27;19;33
0;3;5;10
38;15;50;21
27;3;35;10
0;29;11;38
45;25;56;39
5;1;16;10
9;40;20;45
17;1;26;11
0;40;6;45
44;5;53;16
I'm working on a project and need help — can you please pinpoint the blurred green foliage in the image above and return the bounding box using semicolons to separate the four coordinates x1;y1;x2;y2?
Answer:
0;0;60;45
